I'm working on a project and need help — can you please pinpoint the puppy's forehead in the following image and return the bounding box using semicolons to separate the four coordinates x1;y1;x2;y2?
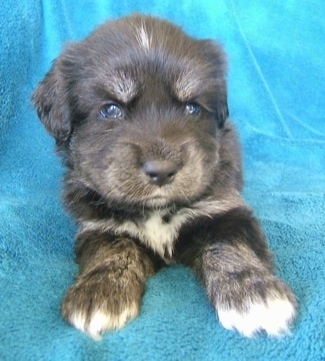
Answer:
83;15;224;103
135;22;152;52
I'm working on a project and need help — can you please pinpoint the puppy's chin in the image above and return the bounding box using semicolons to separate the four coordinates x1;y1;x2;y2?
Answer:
104;187;195;211
139;190;191;209
142;196;176;209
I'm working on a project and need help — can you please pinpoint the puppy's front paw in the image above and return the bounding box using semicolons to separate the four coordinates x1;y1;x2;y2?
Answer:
217;296;296;337
62;275;140;339
67;304;139;340
216;278;297;337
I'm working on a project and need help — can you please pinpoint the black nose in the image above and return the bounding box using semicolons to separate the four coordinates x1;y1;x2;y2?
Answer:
143;160;178;186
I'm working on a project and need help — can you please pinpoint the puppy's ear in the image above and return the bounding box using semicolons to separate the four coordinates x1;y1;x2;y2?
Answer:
216;81;229;129
201;40;229;128
32;60;71;142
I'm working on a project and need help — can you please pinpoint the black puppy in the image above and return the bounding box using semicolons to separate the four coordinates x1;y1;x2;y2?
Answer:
33;14;296;339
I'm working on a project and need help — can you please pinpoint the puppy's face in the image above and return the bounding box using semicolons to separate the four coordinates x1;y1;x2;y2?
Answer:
33;15;228;209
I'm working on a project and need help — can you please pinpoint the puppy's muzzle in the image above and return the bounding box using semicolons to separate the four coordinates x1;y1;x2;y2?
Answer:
143;159;178;187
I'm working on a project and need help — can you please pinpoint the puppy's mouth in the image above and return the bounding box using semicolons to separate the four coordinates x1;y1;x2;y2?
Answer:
121;158;188;208
141;187;176;207
138;185;194;209
142;196;171;208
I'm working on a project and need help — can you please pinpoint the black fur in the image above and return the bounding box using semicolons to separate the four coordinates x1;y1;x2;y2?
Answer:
32;14;296;339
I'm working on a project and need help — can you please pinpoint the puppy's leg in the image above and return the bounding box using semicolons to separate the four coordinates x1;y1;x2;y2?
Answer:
62;230;156;339
179;206;297;337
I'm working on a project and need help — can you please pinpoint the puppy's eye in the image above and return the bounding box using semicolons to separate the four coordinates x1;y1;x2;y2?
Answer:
99;103;124;119
184;102;201;116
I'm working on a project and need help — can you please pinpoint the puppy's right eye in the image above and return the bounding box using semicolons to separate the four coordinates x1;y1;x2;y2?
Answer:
184;102;201;116
99;103;124;119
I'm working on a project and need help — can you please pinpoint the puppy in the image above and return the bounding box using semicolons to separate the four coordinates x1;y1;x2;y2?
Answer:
33;14;297;339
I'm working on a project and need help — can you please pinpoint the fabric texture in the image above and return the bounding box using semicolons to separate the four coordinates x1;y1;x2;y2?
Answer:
0;1;324;360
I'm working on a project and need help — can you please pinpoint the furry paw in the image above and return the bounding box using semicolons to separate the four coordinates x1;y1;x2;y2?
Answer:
62;275;141;339
216;285;297;337
67;303;139;340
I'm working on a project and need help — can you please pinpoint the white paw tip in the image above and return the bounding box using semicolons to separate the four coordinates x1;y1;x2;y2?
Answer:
68;303;139;340
217;297;296;338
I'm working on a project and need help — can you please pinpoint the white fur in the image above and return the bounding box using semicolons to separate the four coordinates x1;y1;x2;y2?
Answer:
142;211;178;257
79;197;243;258
136;23;152;52
80;210;188;258
70;303;138;340
217;296;296;337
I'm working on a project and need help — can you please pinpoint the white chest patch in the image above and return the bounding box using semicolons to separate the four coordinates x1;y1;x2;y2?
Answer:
112;210;191;258
139;212;184;257
79;198;242;259
79;210;190;258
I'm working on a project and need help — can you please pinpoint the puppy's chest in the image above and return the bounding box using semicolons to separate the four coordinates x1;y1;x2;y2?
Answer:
80;210;191;259
80;199;239;259
121;211;189;259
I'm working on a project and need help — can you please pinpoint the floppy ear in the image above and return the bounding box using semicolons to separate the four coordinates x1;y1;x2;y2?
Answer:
216;79;229;129
201;40;229;128
32;60;72;142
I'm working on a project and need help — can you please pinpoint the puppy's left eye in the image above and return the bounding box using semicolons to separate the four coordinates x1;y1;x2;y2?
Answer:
99;103;124;119
184;102;201;116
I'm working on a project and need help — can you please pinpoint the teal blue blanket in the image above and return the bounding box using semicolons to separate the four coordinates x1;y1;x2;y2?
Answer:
1;1;324;360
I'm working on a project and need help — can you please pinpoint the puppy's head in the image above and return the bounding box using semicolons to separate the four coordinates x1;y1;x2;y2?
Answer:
33;14;229;209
